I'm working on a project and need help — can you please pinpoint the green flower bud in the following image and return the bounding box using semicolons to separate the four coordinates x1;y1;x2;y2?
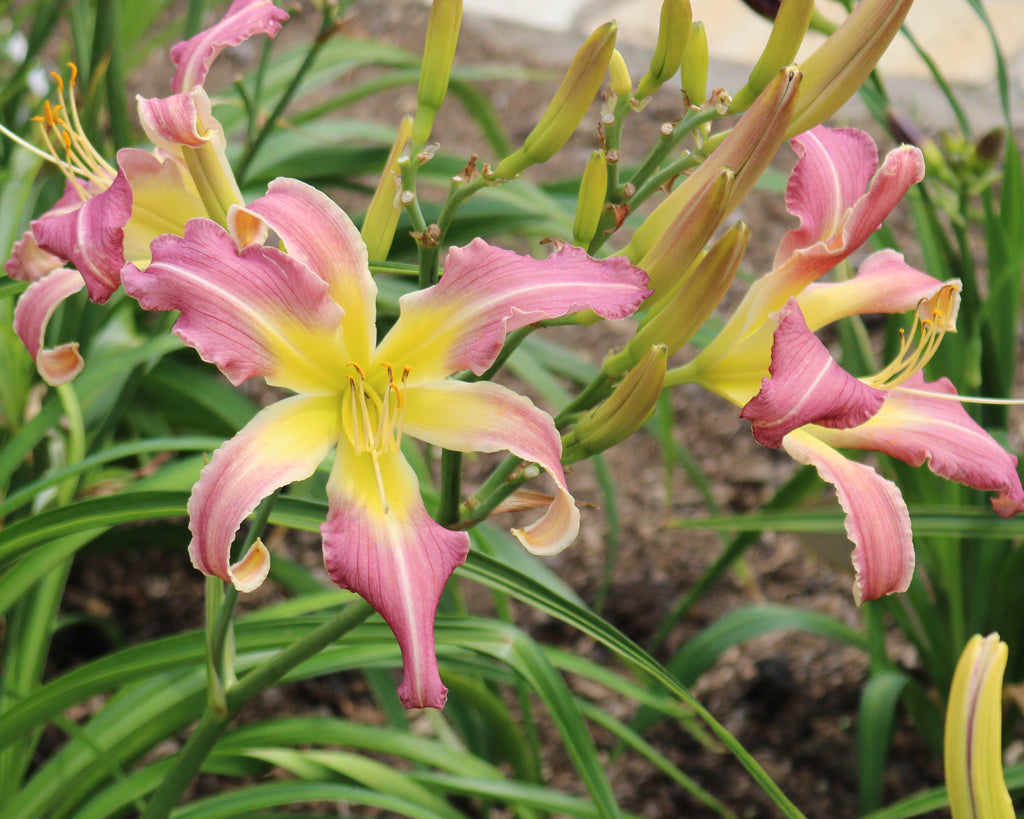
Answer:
785;0;913;137
730;0;814;113
564;345;668;463
616;221;749;374
680;20;708;106
362;115;414;261
609;48;633;99
411;0;463;146
622;65;798;264
636;0;692;99
494;22;617;178
573;149;609;247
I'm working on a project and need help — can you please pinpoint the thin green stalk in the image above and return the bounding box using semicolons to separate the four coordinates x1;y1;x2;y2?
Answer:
54;382;86;506
183;0;207;39
437;450;462;526
235;3;342;184
96;0;130;150
138;598;375;819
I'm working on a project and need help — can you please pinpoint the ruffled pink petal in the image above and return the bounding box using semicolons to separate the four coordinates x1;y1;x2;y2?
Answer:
813;373;1024;518
232;178;377;362
12;267;86;385
740;299;886;447
774;126;925;275
376;239;650;382
798;249;960;331
323;439;470;709
4;231;64;282
31;172;132;303
169;0;288;94
122;217;345;390
188;394;339;591
783;429;914;603
403;379;580;554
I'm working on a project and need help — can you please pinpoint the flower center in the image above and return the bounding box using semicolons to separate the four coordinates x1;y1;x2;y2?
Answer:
2;65;117;200
343;361;410;513
869;283;960;389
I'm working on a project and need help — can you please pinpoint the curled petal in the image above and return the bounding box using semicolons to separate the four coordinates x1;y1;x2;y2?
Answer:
32;172;132;303
783;429;914;603
403;380;580;554
813;373;1024;517
13;268;86;385
4;231;64;283
377;239;650;382
774;126;925;274
232;178;377;362
169;0;288;94
188;395;339;592
798;249;960;331
741;299;885;447
323;441;470;709
122;218;346;391
137;87;224;151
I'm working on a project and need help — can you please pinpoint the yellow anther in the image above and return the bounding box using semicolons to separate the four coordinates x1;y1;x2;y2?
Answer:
50;71;64;93
871;286;959;389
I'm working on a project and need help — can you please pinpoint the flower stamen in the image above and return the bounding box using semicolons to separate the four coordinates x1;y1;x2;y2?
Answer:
870;283;960;388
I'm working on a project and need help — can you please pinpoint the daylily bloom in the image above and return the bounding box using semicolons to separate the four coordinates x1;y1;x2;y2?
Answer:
669;125;1024;602
2;0;287;384
944;633;1014;819
122;177;650;708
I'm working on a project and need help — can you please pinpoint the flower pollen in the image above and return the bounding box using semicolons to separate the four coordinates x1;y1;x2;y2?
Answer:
870;283;960;389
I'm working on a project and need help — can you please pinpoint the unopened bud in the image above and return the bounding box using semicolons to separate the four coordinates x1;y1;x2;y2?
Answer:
623;66;798;264
636;0;692;99
730;0;814;113
609;49;632;99
362;115;414;260
573;150;609;247
680;20;708;106
494;22;617;178
738;0;780;19
786;0;913;137
564;345;668;463
411;0;463;145
612;221;748;375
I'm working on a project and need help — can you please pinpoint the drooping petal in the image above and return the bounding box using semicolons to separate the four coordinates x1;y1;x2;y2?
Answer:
782;429;914;603
4;231;64;283
774;126;925;273
169;0;288;94
31;171;132;303
122;217;347;392
798;249;960;331
812;373;1024;517
741;299;886;447
188;394;340;592
404;379;580;554
12;267;86;385
376;239;650;382
322;438;470;709
232;178;377;363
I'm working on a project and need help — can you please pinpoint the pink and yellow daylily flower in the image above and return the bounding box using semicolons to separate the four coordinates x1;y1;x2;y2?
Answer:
3;0;287;384
669;125;1024;602
122;177;651;709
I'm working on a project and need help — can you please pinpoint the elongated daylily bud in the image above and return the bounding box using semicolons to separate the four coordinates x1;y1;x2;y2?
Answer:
944;633;1014;819
609;49;633;99
730;0;814;113
564;345;667;463
411;0;463;146
638;167;733;297
494;22;617;178
609;221;749;376
636;0;691;99
362;115;414;261
680;20;708;106
573;150;609;247
785;0;913;137
622;65;798;263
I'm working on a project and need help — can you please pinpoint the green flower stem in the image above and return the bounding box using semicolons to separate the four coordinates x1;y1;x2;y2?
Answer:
139;598;375;819
438;450;463;526
54;382;85;507
235;2;341;185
